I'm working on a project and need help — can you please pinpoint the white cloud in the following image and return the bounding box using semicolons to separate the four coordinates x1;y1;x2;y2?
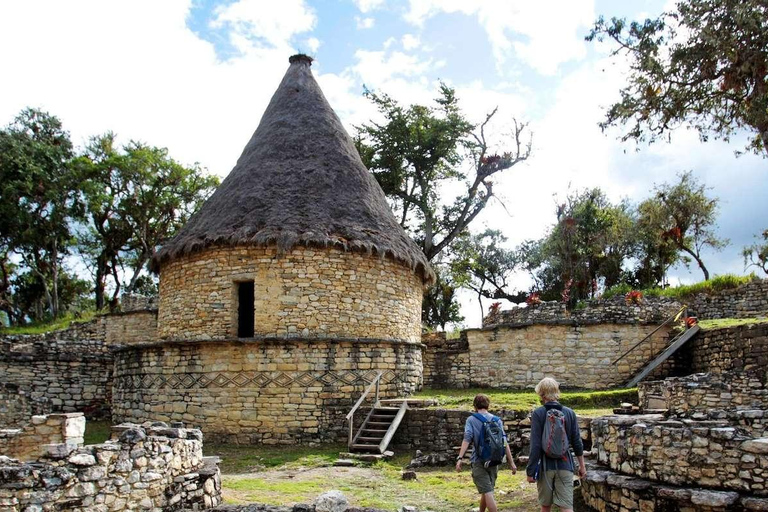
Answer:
405;0;595;75
212;0;316;49
355;16;375;29
401;33;420;50
353;0;385;14
306;37;321;53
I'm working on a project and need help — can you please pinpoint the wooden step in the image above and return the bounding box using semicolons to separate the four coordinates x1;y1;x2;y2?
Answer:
357;436;385;442
351;443;382;452
361;429;388;434
366;421;391;428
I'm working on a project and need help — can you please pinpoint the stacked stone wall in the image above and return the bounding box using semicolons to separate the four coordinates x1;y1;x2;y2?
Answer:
691;321;768;374
0;412;85;462
421;332;471;389
0;423;221;511
592;414;768;496
391;408;592;458
0;383;48;428
112;339;422;444
105;310;158;346
640;371;768;416
0;323;113;423
689;278;768;319
157;246;423;343
465;323;674;389
485;296;682;327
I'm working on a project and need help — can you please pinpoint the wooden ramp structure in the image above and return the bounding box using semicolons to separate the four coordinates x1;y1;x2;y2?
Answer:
345;372;408;456
625;325;700;387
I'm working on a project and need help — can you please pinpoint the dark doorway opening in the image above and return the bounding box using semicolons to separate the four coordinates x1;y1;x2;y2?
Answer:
237;281;255;338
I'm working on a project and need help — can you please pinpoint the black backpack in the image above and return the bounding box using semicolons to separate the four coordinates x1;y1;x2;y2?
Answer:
472;413;506;467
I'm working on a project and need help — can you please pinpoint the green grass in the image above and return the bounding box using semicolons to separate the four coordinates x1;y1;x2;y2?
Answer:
205;443;343;474
219;448;540;511
697;317;768;330
414;387;637;413
1;310;98;335
603;274;756;301
84;420;112;445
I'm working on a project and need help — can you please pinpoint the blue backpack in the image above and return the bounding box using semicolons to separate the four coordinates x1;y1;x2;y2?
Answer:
472;413;506;467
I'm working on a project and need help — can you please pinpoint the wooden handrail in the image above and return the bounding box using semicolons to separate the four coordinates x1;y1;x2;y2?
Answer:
346;371;383;448
612;305;687;365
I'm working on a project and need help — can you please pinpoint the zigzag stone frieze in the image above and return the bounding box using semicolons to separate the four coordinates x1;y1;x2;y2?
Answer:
114;369;403;390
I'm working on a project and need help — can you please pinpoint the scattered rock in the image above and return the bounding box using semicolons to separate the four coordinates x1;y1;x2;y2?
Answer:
401;470;417;481
314;490;349;512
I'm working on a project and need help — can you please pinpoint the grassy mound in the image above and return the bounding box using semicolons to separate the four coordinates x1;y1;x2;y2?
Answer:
603;274;756;301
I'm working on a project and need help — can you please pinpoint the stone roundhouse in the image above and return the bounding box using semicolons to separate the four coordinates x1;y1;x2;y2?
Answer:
111;54;432;444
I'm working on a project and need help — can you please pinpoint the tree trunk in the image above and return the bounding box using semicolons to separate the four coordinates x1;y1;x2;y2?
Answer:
50;241;60;318
94;263;105;311
682;245;710;281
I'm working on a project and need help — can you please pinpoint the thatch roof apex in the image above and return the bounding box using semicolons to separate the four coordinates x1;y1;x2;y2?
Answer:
152;55;433;284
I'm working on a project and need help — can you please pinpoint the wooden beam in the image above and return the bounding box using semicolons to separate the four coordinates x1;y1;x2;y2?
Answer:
626;325;700;387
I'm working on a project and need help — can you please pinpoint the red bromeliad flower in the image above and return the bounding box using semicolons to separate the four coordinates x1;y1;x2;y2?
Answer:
526;293;542;306
625;290;643;305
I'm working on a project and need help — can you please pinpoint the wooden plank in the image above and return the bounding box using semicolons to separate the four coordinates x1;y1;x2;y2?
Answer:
378;401;408;454
626;325;700;387
346;371;383;420
350;407;376;449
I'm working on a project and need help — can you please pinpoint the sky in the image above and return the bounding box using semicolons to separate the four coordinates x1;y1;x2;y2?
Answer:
0;0;765;327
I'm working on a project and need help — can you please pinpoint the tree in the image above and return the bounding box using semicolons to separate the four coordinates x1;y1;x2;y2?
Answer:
526;188;636;304
638;171;727;280
743;229;768;275
587;0;768;157
356;84;531;260
356;84;531;326
450;229;523;318
421;266;464;330
77;134;219;309
0;108;82;320
633;198;680;288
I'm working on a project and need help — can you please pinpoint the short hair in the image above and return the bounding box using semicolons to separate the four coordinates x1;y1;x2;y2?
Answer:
535;378;560;402
473;394;491;410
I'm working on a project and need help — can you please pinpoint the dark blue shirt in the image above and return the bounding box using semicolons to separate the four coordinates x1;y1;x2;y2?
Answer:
526;402;583;477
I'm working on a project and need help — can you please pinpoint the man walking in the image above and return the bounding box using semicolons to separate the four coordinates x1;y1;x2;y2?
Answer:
526;377;586;512
456;394;517;512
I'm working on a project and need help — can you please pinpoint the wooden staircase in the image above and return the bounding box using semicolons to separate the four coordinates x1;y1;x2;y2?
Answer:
625;325;700;387
345;372;408;456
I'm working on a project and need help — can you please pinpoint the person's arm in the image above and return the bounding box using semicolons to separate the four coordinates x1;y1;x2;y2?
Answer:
499;419;517;473
569;410;586;478
526;409;542;482
456;418;474;472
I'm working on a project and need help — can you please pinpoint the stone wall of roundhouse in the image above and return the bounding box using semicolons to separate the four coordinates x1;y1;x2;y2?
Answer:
157;246;424;343
111;339;423;444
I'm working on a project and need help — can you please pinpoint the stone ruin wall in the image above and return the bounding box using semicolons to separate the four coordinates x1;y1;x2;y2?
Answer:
157;246;423;343
688;278;768;320
465;323;674;389
112;339;422;444
0;322;114;424
0;419;221;512
420;331;471;389
690;321;768;374
0;310;158;427
591;414;768;498
0;412;85;462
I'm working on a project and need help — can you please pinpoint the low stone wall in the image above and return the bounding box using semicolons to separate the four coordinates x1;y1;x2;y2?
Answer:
691;321;768;374
0;412;85;461
639;371;768;416
484;296;682;327
465;323;674;389
581;462;768;512
0;422;221;511
0;324;113;423
0;383;48;428
105;310;158;346
689;278;768;320
421;332;471;389
390;407;592;460
592;414;768;496
112;338;423;444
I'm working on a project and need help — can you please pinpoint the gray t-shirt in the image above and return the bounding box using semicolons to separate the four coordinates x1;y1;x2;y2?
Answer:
463;411;507;463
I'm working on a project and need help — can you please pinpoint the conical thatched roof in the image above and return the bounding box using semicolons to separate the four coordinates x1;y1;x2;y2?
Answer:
153;55;433;284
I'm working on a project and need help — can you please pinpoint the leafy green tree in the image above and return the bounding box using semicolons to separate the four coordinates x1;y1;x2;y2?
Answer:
530;188;636;304
450;229;523;318
355;83;531;326
743;229;768;275
77;134;219;309
634;198;680;287
421;266;464;330
638;171;727;281
587;0;768;156
0;108;82;320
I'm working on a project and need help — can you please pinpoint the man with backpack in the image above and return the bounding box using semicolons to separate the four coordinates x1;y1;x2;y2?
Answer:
526;377;586;512
455;394;516;512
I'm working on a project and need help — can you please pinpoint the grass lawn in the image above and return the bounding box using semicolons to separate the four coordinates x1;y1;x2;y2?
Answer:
696;317;768;330
414;387;636;415
1;310;98;335
84;420;112;445
209;444;541;511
